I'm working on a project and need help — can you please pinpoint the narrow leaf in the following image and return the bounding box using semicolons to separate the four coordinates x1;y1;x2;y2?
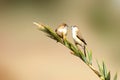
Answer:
102;61;107;78
88;50;92;65
106;71;110;80
113;73;117;80
97;61;103;75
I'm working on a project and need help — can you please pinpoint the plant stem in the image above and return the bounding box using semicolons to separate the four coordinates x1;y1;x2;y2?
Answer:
34;22;117;80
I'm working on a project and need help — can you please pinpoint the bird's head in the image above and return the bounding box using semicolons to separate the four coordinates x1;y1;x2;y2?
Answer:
72;25;79;32
59;23;68;28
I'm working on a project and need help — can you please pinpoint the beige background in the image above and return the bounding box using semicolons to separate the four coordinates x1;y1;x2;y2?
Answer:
0;0;120;80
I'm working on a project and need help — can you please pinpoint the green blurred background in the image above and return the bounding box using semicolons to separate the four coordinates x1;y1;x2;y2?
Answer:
0;0;120;80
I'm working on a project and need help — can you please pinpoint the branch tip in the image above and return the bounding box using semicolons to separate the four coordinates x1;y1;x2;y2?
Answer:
33;22;45;29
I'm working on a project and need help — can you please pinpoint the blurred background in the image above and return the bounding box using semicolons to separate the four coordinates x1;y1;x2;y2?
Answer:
0;0;120;80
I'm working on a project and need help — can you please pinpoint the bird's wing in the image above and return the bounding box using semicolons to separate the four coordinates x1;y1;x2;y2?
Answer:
77;31;87;45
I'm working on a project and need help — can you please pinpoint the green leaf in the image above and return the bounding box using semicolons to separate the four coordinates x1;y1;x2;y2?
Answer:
88;50;92;65
81;54;87;62
97;61;103;75
102;61;107;79
106;71;110;80
113;73;117;80
63;39;69;47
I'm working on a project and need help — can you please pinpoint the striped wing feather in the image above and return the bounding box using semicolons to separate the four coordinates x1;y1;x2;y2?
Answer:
77;31;87;45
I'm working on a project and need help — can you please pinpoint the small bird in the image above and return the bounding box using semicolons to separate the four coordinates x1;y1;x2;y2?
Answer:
55;23;68;40
71;25;87;56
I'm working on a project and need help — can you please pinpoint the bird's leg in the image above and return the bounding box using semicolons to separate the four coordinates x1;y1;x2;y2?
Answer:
63;34;66;40
76;43;86;57
83;45;86;57
62;34;67;45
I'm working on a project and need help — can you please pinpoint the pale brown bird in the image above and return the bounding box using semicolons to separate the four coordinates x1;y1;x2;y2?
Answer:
55;23;68;40
72;25;87;56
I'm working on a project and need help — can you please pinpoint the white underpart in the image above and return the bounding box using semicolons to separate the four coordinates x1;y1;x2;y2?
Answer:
58;27;67;35
72;27;84;47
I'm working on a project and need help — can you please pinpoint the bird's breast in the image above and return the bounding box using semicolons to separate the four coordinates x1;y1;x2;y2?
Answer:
58;28;67;34
72;33;84;46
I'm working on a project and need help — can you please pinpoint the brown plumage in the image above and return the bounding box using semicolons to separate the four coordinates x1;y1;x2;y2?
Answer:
55;23;68;39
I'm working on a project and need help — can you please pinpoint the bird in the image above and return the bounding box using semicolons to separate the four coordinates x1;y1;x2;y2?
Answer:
55;23;68;40
71;25;87;56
